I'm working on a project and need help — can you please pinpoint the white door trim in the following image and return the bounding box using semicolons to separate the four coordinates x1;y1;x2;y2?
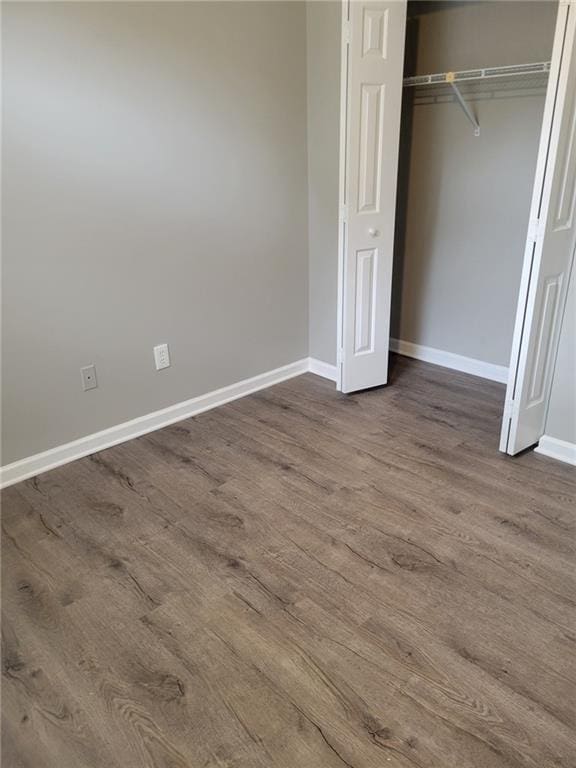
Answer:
336;0;350;390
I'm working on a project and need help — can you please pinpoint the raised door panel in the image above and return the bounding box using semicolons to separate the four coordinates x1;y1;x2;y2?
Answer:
525;274;563;407
358;84;385;213
354;248;377;354
552;82;576;231
362;8;389;58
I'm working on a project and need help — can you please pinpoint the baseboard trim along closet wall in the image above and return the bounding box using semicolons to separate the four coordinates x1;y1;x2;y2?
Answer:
534;436;576;466
390;339;509;383
308;357;339;381
0;358;340;489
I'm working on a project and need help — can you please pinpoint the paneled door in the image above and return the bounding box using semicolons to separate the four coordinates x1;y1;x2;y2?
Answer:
337;0;406;392
501;0;576;454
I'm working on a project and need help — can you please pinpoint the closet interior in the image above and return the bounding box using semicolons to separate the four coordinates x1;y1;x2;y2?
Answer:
390;0;558;382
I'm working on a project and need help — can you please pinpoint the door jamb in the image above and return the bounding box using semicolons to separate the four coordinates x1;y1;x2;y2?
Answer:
336;0;350;391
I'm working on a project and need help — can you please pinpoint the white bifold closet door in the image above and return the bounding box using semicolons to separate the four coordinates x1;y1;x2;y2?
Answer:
337;0;406;393
501;0;576;455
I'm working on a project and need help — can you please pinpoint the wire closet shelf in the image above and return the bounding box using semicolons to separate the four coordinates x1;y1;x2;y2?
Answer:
403;61;551;88
403;62;551;136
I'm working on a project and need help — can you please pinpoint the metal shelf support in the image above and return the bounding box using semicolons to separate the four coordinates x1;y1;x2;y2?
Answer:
450;81;480;136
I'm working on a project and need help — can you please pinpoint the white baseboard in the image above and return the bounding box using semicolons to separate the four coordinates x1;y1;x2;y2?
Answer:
0;346;510;490
0;358;309;489
390;338;508;384
308;357;338;382
535;435;576;466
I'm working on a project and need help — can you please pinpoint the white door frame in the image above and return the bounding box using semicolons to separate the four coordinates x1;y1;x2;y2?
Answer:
336;0;349;391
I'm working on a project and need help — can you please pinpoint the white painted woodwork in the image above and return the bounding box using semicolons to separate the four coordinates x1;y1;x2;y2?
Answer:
338;0;406;392
501;1;576;455
0;359;311;489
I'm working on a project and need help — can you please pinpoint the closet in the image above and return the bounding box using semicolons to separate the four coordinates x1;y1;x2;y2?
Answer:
336;0;576;455
395;1;555;375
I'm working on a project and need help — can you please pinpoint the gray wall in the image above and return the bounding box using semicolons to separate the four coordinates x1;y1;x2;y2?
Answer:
1;1;309;465
545;265;576;445
306;1;340;365
392;1;558;366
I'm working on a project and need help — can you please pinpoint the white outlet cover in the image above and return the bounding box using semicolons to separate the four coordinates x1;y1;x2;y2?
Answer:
154;343;170;370
81;364;98;391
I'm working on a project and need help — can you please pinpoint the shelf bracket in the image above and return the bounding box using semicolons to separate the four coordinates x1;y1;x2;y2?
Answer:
449;81;480;136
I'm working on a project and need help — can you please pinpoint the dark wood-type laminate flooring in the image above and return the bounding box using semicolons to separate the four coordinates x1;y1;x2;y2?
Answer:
2;356;575;768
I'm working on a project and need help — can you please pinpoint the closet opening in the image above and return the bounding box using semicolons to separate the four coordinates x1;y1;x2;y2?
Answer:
391;0;556;393
337;0;575;456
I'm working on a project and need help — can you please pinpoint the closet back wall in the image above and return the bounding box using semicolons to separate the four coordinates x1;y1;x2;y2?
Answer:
391;1;557;367
2;1;309;465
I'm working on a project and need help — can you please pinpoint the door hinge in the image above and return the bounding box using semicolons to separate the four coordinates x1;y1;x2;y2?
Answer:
504;398;518;421
339;205;348;223
528;218;541;243
343;21;351;44
337;347;344;365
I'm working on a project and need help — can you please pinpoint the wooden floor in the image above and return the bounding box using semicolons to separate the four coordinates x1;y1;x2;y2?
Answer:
2;356;575;768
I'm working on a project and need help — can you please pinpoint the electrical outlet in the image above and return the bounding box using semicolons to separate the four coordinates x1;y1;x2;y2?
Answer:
153;343;170;371
80;364;98;391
